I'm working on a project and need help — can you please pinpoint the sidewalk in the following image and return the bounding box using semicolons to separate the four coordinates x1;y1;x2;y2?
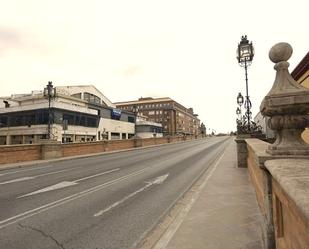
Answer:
156;139;262;249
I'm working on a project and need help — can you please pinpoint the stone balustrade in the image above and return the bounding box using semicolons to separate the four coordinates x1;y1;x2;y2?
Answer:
237;42;309;249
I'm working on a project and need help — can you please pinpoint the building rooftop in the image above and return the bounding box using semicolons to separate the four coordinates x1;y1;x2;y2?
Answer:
114;97;173;105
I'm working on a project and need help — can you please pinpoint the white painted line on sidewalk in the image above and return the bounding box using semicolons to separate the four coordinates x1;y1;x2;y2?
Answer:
0;168;149;229
153;149;227;249
18;168;120;198
94;173;169;217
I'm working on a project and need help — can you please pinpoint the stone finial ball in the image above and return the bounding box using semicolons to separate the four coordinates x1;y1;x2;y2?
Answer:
269;42;293;63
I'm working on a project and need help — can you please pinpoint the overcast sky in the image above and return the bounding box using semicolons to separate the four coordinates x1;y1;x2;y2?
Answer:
0;0;308;133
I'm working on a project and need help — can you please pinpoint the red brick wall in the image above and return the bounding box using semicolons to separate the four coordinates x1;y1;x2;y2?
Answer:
0;136;201;165
62;142;104;157
142;138;156;146
0;144;41;165
155;137;169;145
105;140;135;152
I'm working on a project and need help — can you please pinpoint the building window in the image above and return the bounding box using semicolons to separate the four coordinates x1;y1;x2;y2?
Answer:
111;132;120;140
128;116;135;123
71;93;82;99
84;92;101;105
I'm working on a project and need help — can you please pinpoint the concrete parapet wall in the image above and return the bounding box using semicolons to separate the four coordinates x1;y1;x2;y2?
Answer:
0;136;202;166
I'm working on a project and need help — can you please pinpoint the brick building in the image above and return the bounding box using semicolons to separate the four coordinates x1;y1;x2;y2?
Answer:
115;97;201;136
291;52;309;144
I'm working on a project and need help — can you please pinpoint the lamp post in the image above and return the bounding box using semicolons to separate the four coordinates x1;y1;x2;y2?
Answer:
236;92;244;126
43;81;55;139
237;35;254;132
132;104;139;138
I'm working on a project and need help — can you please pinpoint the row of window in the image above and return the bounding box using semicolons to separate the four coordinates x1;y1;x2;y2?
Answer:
121;102;172;111
0;108;136;129
0;108;99;128
136;125;163;133
147;110;164;115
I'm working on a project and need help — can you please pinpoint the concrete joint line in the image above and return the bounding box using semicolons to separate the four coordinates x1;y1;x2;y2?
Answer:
152;140;230;249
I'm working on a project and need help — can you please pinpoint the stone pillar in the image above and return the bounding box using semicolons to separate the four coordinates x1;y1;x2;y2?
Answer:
6;135;11;145
235;135;250;167
41;141;62;160
134;138;142;148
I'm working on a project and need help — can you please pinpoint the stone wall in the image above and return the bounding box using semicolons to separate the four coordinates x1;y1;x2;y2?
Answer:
245;139;309;249
266;159;309;249
246;139;275;249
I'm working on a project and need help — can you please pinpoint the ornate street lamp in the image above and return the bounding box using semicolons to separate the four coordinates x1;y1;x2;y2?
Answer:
237;35;254;132
237;92;244;107
43;81;56;139
236;107;241;115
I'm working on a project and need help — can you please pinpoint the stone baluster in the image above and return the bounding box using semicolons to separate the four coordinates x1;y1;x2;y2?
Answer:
260;42;309;155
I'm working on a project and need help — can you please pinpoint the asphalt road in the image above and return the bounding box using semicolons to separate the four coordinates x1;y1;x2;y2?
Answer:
0;136;230;249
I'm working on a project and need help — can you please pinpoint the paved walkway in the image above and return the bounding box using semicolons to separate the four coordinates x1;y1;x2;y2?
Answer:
155;139;263;249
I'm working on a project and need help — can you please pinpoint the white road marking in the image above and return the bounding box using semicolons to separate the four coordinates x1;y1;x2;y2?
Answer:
0;177;35;185
0;169;72;186
94;173;169;217
33;169;72;177
74;168;120;182
19;181;78;197
17;168;120;198
0;165;55;176
152;149;227;249
0;168;148;229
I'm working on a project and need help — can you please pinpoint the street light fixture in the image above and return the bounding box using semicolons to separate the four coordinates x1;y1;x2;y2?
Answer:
236;107;241;115
237;35;254;132
237;92;244;107
43;81;56;139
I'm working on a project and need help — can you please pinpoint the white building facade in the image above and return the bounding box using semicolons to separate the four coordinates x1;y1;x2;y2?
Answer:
136;119;163;138
0;85;135;145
